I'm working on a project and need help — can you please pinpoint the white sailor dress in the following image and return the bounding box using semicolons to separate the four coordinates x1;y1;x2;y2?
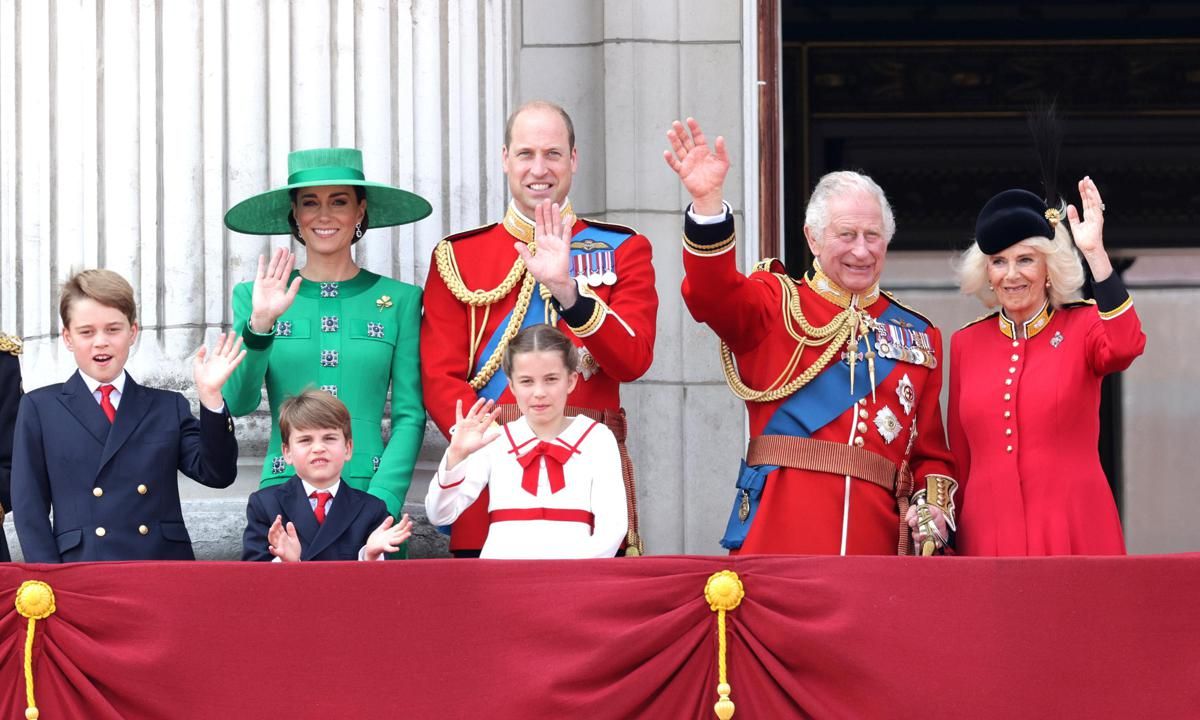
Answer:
424;415;627;559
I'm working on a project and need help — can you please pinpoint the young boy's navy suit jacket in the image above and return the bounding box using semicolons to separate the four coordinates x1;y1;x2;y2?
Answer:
242;476;389;561
12;371;238;562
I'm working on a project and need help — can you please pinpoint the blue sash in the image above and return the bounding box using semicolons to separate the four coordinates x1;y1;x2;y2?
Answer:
720;301;929;549
475;225;634;400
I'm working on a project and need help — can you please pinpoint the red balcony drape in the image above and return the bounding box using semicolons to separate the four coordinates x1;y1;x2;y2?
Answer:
2;555;1197;719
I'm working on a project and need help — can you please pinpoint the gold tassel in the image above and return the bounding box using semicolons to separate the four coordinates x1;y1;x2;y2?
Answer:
705;570;745;720
16;580;57;720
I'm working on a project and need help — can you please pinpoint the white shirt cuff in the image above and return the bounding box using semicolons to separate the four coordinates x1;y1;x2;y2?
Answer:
687;201;731;225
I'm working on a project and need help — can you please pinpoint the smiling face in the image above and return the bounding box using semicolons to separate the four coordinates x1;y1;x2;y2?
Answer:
508;349;579;432
282;426;353;489
805;190;887;294
987;240;1050;322
62;298;139;383
291;185;366;256
502;106;578;218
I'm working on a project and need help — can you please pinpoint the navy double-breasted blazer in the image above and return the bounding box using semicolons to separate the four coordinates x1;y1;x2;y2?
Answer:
12;371;238;562
242;476;390;561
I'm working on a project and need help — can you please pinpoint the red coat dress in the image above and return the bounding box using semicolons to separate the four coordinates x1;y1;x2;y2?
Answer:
948;275;1145;556
421;202;657;552
682;212;956;555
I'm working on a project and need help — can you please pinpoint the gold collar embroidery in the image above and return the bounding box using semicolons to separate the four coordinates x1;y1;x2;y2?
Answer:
502;200;576;245
998;300;1053;339
806;260;881;310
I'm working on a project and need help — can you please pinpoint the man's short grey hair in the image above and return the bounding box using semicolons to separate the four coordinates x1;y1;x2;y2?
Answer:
804;171;896;244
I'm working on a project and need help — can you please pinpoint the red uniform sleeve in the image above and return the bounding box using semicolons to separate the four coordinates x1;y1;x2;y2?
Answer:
1084;274;1146;377
559;233;658;382
908;326;958;491
679;212;780;354
419;247;484;439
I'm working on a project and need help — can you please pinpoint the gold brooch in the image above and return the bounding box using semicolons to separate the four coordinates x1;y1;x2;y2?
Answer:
376;295;392;310
1044;208;1061;227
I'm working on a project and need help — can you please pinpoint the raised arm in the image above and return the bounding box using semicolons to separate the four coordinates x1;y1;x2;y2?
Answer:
223;249;302;416
667;117;781;353
1067;177;1147;374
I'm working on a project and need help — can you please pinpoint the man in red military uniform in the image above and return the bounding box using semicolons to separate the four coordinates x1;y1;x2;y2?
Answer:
664;118;956;555
422;101;658;556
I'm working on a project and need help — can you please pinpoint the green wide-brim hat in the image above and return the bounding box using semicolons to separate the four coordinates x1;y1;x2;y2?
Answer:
224;147;433;235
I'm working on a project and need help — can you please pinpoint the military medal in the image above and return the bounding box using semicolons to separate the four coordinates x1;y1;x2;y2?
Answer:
874;406;901;444
896;373;915;415
578;346;599;380
873;322;937;369
587;254;603;287
600;251;617;285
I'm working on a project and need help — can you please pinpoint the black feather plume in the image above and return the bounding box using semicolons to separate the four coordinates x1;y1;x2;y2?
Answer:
1026;99;1063;207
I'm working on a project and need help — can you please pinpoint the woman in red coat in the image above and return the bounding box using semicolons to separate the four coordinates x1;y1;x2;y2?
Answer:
949;177;1145;555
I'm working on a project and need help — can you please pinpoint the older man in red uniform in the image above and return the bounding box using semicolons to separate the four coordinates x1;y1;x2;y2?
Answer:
664;118;956;555
422;101;658;556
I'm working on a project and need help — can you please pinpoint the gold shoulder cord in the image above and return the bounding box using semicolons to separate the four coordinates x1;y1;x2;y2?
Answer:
720;273;867;403
433;239;537;390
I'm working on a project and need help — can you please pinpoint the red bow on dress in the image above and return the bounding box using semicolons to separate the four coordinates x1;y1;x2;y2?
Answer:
515;441;575;496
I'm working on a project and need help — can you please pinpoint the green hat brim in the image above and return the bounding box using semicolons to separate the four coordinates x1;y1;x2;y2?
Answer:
223;179;432;235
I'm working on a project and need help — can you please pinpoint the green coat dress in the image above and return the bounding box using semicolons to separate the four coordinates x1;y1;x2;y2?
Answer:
224;270;424;518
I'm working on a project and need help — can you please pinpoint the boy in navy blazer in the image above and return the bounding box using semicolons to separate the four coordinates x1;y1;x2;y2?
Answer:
242;389;412;562
12;269;245;562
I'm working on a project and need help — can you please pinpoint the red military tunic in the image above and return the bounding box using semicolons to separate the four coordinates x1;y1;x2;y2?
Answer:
421;201;657;552
681;211;956;555
949;274;1145;556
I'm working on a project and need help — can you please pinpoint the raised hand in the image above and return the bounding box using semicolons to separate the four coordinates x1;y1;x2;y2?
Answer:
515;199;578;308
446;398;503;470
663;117;731;215
268;515;302;563
1065;176;1113;281
193;332;247;409
249;247;302;333
363;513;414;561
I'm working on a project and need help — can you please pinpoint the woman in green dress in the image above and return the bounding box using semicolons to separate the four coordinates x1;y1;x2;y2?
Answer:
223;148;431;528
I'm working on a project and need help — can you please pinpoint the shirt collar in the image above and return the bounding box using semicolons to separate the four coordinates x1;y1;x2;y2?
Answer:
503;414;589;452
300;477;341;498
998;300;1053;339
805;259;881;310
502;199;576;245
79;369;127;395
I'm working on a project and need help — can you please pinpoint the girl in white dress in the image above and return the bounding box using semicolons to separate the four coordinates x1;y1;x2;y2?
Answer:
424;325;627;559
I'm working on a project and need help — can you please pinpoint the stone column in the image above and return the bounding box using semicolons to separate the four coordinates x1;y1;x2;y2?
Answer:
0;0;509;559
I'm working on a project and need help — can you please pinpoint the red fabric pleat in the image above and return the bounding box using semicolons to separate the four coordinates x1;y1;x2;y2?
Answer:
1;556;1198;719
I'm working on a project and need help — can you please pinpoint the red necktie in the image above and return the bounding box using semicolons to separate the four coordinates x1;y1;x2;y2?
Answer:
515;442;574;496
98;384;117;423
310;491;333;524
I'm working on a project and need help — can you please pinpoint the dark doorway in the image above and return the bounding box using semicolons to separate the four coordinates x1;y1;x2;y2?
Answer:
778;1;1200;510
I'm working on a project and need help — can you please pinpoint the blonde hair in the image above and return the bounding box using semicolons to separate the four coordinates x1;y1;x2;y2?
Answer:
279;389;353;444
957;221;1085;309
60;269;137;328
